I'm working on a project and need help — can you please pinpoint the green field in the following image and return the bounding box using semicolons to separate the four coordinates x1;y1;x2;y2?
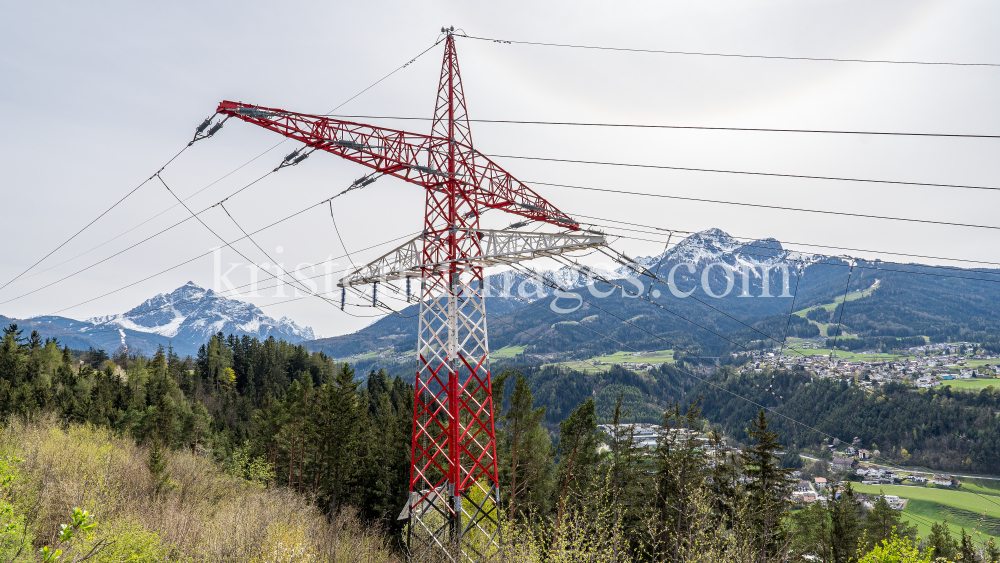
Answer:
493;345;526;358
961;359;1000;367
957;478;1000;498
793;284;879;318
941;378;1000;392
784;343;913;362
791;284;889;339
852;483;1000;538
548;349;675;374
591;350;675;364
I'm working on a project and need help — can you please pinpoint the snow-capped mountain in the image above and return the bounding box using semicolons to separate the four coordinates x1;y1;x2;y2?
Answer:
22;282;315;357
485;227;831;294
87;282;314;349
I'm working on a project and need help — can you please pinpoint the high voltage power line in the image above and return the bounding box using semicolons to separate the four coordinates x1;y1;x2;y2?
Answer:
501;156;1000;194
572;217;1000;278
329;114;1000;140
0;38;442;300
570;215;1000;269
10;31;996;542
460;34;1000;67
589;227;1000;284
518;178;1000;230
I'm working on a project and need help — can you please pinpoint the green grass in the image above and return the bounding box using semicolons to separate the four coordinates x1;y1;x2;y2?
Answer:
941;379;1000;392
961;359;1000;367
791;284;887;339
793;284;879;318
547;349;675;374
493;345;526;358
784;343;913;362
852;484;1000;538
957;478;1000;498
591;350;675;363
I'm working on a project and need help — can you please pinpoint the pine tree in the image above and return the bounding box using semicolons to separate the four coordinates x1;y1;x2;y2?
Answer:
554;398;600;530
741;409;793;561
829;480;863;563
863;491;917;546
498;370;553;520
959;528;976;562
928;520;958;561
790;501;831;563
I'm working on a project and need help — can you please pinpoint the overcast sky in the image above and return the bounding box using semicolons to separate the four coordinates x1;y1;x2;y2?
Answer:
2;0;999;338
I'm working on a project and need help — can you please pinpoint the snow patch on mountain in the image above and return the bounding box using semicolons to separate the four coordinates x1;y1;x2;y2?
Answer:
484;228;833;294
87;281;315;353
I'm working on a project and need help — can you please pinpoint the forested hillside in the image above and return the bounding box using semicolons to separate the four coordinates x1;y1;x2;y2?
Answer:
695;367;1000;474
301;229;1000;361
5;322;1000;560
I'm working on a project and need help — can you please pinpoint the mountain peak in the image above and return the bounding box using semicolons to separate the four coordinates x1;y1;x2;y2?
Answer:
83;282;315;352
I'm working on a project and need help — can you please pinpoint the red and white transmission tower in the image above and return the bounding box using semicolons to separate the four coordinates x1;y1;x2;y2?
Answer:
218;27;604;562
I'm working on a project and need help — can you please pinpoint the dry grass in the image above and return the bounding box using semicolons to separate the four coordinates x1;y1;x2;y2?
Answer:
0;416;398;563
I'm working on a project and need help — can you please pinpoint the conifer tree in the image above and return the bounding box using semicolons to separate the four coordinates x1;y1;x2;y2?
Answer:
959;528;976;563
605;390;647;552
741;409;793;561
554;398;600;529
829;480;864;563
790;501;831;563
312;363;362;512
863;492;916;546
653;401;710;561
928;520;958;561
498;370;553;520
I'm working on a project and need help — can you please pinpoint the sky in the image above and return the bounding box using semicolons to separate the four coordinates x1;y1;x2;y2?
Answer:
2;0;999;338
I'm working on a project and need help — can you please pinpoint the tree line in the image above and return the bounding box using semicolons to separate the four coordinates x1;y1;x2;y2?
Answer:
3;323;1000;561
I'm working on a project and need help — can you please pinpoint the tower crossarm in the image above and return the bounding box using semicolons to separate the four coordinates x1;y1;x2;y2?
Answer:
216;100;579;230
338;229;605;288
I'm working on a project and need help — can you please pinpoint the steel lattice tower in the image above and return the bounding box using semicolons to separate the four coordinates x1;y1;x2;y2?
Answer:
217;28;604;562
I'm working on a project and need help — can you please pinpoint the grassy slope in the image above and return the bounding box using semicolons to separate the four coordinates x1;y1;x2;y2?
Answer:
942;379;1000;392
549;349;675;374
0;418;396;563
493;345;526;358
792;283;885;339
852;483;1000;539
784;343;914;362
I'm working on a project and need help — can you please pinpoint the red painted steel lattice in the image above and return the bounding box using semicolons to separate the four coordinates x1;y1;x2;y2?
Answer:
218;31;575;561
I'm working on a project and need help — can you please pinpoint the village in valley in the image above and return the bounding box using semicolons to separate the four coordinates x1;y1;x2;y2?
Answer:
739;341;1000;390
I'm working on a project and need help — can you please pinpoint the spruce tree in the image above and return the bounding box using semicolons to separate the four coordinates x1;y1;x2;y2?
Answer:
829;480;863;563
312;363;361;512
928;520;958;561
790;501;831;563
604;391;648;555
959;528;976;562
741;409;793;561
554;398;600;528
863;492;916;546
653;401;710;561
499;370;553;520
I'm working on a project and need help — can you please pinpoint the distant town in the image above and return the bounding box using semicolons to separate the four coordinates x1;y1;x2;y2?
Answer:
740;341;1000;390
